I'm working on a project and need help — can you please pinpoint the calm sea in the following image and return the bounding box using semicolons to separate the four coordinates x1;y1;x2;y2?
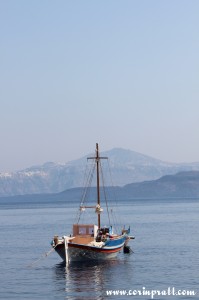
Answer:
0;198;198;300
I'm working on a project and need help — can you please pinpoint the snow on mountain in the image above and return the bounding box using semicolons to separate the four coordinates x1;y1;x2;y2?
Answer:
0;148;199;197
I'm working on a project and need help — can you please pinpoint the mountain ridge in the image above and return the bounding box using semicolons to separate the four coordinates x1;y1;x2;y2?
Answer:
1;171;199;204
1;148;199;197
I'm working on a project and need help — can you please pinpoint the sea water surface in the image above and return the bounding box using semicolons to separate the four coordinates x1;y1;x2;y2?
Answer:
0;198;198;300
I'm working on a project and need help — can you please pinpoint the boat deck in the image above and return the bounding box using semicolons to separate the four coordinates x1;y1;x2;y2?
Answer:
69;235;94;245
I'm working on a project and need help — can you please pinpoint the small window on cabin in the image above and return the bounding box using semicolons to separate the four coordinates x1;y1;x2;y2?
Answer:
79;227;86;235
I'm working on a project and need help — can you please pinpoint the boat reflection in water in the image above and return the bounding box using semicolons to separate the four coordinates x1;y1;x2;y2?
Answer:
53;257;129;300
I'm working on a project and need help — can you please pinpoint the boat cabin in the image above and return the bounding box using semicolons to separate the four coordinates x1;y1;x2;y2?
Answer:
70;224;114;244
73;224;98;237
70;224;98;245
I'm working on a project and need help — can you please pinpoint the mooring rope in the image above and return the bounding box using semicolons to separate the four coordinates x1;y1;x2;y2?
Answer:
26;247;55;268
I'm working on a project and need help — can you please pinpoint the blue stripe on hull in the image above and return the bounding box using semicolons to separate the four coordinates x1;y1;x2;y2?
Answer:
104;235;126;248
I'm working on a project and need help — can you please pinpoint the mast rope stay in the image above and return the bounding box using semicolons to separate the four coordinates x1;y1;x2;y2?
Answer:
75;160;96;224
99;160;111;227
107;159;123;234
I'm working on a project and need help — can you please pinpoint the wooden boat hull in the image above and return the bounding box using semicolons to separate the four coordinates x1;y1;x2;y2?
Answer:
54;237;126;262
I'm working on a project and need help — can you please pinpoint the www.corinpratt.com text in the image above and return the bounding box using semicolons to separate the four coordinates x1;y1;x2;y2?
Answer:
106;287;197;298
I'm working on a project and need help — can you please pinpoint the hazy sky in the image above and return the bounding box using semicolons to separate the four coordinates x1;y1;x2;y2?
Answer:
1;0;199;172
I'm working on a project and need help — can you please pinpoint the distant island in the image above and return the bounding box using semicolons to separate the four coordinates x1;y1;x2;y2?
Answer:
0;148;199;197
0;171;199;205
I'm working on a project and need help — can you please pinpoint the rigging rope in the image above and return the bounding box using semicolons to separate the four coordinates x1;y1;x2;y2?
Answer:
99;160;111;227
76;160;96;224
107;159;123;233
73;149;124;234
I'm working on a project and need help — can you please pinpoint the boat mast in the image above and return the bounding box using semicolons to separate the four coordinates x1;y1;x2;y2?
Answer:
96;143;101;228
87;143;108;229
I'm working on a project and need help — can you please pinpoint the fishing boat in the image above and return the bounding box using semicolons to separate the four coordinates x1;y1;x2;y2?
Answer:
51;143;134;263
